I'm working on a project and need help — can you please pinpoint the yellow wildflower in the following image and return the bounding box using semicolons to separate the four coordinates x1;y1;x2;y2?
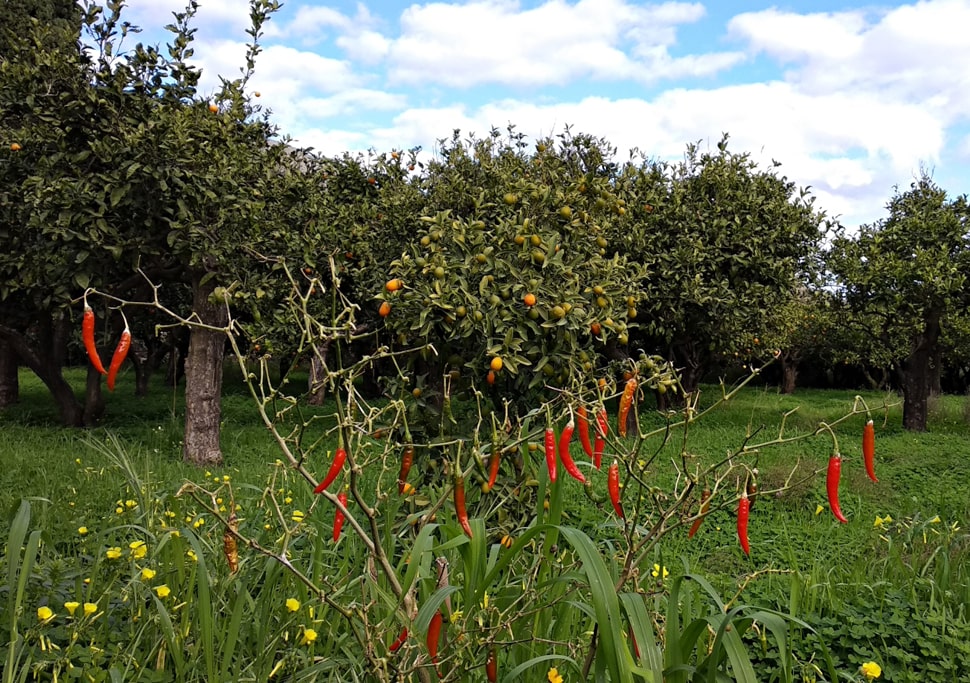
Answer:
449;610;463;623
651;564;669;580
815;504;824;516
37;606;54;622
874;516;884;529
286;598;300;612
301;628;318;645
548;667;563;683
83;602;98;615
115;507;124;515
125;500;137;509
64;601;80;616
216;498;223;505
480;592;489;609
860;661;882;680
929;515;941;524
284;497;293;504
186;550;197;562
193;518;204;528
129;540;147;559
155;585;171;598
78;526;88;536
140;568;156;581
291;510;305;523
106;547;122;560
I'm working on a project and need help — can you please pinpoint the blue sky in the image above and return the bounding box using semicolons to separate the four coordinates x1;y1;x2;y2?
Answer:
123;0;970;228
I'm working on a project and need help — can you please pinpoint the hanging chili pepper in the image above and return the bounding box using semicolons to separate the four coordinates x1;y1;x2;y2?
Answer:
558;419;586;484
332;491;348;542
746;480;758;511
486;447;501;491
608;460;624;519
544;426;558;483
427;610;443;664
827;453;848;523
863;419;877;482
594;408;608;470
688;487;710;538
576;405;593;458
313;447;348;494
389;627;408;653
81;305;107;375
486;647;498;682
737;490;751;555
455;474;473;537
618;377;637;437
398;444;415;494
105;322;131;391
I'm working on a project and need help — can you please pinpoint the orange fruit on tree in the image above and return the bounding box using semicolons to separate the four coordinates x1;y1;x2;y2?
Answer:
385;278;403;293
591;321;602;336
486;370;496;385
208;103;219;113
10;142;21;151
523;293;536;307
490;357;503;372
379;301;391;317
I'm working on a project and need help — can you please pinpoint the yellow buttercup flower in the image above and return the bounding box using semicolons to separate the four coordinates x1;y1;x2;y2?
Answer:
929;515;940;524
186;550;197;562
291;510;305;523
155;585;171;598
815;504;824;516
873;516;884;529
141;568;157;581
115;507;124;515
651;564;669;580
286;598;300;612
83;602;98;615
78;526;88;536
64;601;80;616
301;628;318;645
284;497;293;504
860;661;882;679
548;667;563;683
125;500;137;509
129;540;147;559
106;547;122;560
37;606;54;622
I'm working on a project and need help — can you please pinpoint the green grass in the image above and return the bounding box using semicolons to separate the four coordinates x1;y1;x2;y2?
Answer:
2;368;970;681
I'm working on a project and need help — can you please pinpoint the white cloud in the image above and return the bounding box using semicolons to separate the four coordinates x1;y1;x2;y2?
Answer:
382;0;742;87
124;0;254;37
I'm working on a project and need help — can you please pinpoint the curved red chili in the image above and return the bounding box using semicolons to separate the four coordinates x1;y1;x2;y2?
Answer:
82;306;107;375
105;325;131;391
608;460;623;519
486;447;501;491
737;490;750;555
576;405;593;458
544;427;558;483
427;610;443;664
827;453;848;523
455;474;473;537
688;487;710;538
398;445;415;494
863;419;877;482
618;377;637;437
389;627;408;653
594;408;608;470
332;491;348;542
313;447;348;494
558;420;586;484
486;647;497;682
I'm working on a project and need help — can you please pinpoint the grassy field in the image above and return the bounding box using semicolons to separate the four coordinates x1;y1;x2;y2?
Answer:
2;368;970;681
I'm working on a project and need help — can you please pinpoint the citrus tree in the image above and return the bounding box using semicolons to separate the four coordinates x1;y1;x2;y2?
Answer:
828;175;970;430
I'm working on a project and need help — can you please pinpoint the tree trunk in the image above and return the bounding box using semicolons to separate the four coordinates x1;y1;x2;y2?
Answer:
780;358;798;394
671;338;703;398
82;364;105;425
1;317;85;426
0;338;19;408
182;274;228;466
901;310;941;432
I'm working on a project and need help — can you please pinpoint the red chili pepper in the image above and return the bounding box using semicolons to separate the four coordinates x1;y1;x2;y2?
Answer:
618;377;637;437
389;627;408;653
737;490;751;555
688;487;710;538
863;419;877;482
827;453;848;523
594;408;608;470
427;610;443;664
455;474;473;537
577;405;593;458
398;445;415;494
105;324;131;391
82;306;107;375
486;447;501;491
332;491;348;542
486;647;497;682
313;447;347;494
544;426;558;483
608;460;623;519
558;420;586;484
